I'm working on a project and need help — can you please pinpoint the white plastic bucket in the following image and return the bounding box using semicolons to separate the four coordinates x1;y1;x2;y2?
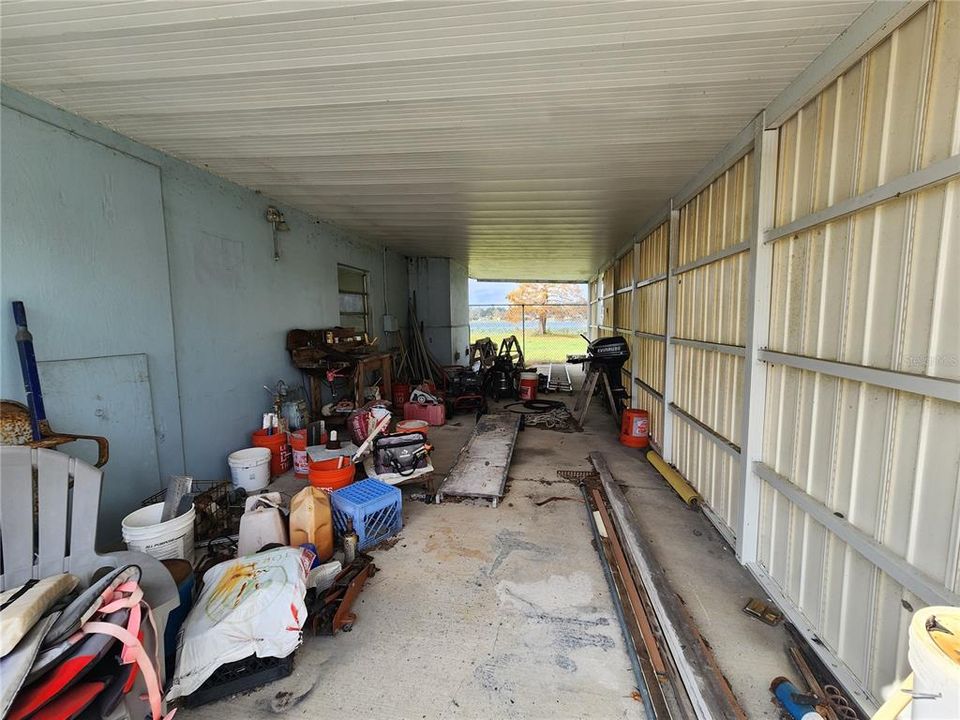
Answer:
908;606;960;719
122;502;196;565
228;447;272;491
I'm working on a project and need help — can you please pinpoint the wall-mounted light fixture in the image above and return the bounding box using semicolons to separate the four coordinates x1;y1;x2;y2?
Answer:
265;206;289;261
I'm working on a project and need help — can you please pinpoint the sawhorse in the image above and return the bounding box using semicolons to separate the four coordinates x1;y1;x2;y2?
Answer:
571;363;622;429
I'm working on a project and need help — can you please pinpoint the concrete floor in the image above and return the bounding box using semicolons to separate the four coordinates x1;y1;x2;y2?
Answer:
181;390;794;719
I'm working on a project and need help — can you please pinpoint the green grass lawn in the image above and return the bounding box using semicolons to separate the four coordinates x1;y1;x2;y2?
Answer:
469;330;587;365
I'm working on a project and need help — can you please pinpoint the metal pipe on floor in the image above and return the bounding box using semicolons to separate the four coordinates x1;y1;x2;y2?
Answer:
579;483;657;720
590;451;747;720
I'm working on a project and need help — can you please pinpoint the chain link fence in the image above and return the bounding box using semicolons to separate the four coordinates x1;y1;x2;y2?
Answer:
469;304;590;365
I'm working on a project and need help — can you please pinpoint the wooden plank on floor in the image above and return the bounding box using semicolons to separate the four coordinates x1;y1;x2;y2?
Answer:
436;413;521;506
590;451;748;720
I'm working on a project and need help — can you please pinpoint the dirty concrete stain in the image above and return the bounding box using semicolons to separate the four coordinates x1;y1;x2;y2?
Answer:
423;526;490;563
494;572;620;676
483;529;552;576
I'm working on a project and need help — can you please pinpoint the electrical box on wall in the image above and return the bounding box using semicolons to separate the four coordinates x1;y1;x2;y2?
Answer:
383;314;398;332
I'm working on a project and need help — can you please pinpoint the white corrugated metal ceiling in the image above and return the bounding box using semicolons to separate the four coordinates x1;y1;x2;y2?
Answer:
1;0;873;280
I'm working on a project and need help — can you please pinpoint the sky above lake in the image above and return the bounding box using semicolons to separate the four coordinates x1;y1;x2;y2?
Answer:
469;279;587;304
468;279;517;304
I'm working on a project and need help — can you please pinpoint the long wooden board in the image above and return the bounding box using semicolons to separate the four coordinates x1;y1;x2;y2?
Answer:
436;413;521;507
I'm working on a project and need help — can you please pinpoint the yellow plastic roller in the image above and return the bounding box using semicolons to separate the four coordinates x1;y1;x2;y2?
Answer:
646;451;702;507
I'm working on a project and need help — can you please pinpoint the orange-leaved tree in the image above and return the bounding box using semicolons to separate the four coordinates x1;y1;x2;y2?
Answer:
504;283;587;334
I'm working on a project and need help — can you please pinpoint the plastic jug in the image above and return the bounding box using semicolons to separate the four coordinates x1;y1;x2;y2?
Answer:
289;486;334;562
238;493;288;556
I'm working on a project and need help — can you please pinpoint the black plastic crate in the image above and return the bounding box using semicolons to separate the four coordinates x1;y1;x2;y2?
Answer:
180;653;295;707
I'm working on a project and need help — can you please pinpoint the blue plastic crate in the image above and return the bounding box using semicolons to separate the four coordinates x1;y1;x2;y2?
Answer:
331;479;403;550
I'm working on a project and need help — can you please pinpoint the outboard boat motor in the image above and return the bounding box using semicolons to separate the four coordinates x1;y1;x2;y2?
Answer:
567;335;631;413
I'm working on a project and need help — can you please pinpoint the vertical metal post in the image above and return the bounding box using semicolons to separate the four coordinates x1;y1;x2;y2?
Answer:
736;115;779;563
660;206;680;462
630;236;641;408
521;304;526;358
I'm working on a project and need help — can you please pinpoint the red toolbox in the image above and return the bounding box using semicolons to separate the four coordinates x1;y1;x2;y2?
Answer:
403;401;446;426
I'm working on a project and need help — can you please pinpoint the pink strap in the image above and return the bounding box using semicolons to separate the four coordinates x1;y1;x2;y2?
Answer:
81;579;173;720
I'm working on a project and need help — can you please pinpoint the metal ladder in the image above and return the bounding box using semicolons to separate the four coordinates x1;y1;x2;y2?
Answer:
546;363;573;393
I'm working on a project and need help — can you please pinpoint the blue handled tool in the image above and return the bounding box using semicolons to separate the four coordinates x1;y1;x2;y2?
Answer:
12;301;46;441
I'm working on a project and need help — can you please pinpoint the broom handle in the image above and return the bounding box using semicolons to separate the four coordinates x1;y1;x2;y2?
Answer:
12;301;46;441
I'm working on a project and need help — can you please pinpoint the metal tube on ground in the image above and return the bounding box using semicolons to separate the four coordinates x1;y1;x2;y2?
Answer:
591;451;746;720
579;483;657;719
589;486;666;677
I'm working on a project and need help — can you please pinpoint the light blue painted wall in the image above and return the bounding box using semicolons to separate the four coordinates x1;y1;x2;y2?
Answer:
407;257;471;364
1;85;410;482
0;105;183;484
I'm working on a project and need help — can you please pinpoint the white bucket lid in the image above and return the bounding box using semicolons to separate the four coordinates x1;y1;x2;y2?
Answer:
228;447;272;466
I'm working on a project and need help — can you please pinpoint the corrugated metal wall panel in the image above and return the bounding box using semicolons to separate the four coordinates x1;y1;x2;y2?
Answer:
675;344;744;446
635;383;665;449
757;481;920;690
635;222;669;279
601;295;614;329
635;336;665;395
677;151;754;266
763;366;960;591
756;1;960;706
588;278;600;337
615;252;633;292
769;179;959;380
636;282;666;335
602;266;616;297
631;221;668;438
676;252;748;346
675;417;741;535
775;3;958;228
614;291;632;331
669;151;754;532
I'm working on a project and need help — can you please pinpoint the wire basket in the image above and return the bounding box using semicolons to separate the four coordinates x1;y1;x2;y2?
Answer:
142;480;244;544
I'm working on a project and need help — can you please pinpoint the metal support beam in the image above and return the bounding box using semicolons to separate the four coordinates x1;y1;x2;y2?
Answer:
661;208;680;462
764;153;960;243
635;330;666;342
635;272;667;289
736;119;779;563
633;376;663;401
760;350;960;404
669;403;741;458
671;337;745;357
672;240;750;276
754;462;959;607
630;241;641;407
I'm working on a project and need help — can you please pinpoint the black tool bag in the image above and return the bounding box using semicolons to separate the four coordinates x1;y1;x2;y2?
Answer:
373;432;428;477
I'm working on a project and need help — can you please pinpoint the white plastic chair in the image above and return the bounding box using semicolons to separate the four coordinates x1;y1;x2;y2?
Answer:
0;446;179;716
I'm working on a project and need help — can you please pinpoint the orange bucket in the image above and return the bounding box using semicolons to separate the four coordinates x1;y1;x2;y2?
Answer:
308;457;356;491
396;419;429;437
619;409;649;448
251;428;291;476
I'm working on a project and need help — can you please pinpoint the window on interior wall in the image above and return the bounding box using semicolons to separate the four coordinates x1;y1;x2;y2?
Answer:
338;264;369;333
